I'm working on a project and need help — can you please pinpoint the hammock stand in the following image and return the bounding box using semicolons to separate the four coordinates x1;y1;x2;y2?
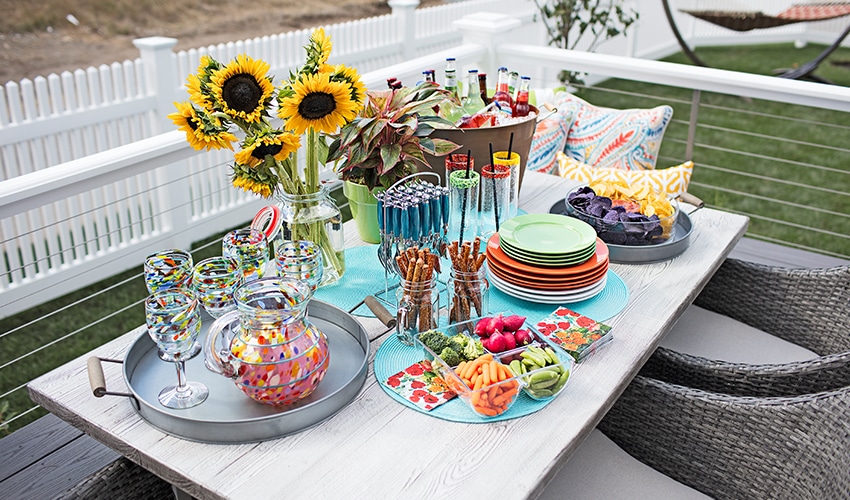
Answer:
661;1;850;83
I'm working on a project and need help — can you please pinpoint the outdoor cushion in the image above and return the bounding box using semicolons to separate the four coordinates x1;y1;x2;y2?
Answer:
661;305;819;365
527;114;569;175
556;152;694;198
554;91;673;171
539;428;710;500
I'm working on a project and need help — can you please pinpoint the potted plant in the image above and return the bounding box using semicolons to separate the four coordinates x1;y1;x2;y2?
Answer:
328;81;461;243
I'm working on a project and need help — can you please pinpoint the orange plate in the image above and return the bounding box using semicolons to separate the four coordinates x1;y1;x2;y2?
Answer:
486;234;609;278
488;262;608;290
486;253;609;285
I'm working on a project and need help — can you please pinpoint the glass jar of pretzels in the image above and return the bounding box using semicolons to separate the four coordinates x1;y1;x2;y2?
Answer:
447;237;489;325
394;247;439;346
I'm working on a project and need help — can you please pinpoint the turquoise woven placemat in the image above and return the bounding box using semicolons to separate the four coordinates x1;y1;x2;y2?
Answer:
314;244;630;322
373;335;557;423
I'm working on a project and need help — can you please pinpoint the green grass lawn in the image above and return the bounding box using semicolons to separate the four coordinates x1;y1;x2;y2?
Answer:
1;42;849;434
580;43;850;258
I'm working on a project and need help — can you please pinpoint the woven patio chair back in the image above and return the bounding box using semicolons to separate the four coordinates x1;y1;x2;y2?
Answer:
599;375;850;500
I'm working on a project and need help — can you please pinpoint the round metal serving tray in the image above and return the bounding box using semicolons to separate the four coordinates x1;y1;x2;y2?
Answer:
121;299;369;443
549;199;694;264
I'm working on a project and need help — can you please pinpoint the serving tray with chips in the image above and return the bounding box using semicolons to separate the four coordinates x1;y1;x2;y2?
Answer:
549;199;694;263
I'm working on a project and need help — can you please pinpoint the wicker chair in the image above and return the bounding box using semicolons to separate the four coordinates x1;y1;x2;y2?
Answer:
598;258;850;499
58;457;175;500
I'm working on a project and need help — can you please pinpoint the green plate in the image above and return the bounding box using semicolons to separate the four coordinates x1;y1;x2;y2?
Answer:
499;214;597;256
500;239;596;267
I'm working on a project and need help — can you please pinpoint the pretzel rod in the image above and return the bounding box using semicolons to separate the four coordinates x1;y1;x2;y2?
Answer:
396;254;408;278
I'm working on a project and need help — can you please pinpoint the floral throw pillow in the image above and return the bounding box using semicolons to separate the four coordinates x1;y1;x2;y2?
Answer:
556;152;694;198
528;114;570;175
554;92;673;171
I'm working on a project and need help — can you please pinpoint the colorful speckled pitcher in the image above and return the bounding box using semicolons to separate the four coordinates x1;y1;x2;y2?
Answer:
203;277;330;405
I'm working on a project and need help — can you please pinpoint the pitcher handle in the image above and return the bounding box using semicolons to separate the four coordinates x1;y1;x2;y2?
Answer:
203;309;240;378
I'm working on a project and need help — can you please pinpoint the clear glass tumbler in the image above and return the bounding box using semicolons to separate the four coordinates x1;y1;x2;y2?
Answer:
479;163;511;241
448;169;480;245
493;151;520;218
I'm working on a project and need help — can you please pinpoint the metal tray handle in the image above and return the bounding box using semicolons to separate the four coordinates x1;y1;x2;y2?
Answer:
678;192;704;213
87;356;135;399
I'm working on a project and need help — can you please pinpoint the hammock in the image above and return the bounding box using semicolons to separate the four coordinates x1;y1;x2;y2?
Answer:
682;3;850;32
662;0;850;83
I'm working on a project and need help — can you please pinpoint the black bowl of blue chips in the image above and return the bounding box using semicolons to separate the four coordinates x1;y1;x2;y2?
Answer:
565;186;677;246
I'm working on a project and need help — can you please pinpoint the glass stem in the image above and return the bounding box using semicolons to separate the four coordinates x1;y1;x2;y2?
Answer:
174;359;191;398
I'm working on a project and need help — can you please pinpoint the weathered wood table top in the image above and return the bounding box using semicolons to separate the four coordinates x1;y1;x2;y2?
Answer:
28;171;748;500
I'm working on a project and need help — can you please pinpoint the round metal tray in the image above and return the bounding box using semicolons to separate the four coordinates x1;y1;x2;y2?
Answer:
122;299;369;443
549;199;694;263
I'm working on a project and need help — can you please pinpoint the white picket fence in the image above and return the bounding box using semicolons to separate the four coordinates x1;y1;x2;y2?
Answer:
1;0;849;319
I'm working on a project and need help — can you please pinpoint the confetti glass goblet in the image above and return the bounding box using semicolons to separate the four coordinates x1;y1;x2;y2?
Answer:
144;287;208;409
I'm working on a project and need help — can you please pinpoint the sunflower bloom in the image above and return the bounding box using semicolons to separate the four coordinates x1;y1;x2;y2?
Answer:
210;54;275;123
232;172;274;198
231;162;279;199
234;129;301;168
186;74;213;111
278;72;359;135
328;64;366;114
312;28;333;65
168;101;237;151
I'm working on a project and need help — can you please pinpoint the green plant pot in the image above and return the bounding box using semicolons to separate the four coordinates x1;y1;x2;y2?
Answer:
342;180;384;244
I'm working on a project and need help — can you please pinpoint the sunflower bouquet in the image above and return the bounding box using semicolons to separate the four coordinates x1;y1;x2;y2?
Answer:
169;28;365;284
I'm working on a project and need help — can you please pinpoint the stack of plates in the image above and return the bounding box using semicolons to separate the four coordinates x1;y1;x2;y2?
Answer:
485;214;610;304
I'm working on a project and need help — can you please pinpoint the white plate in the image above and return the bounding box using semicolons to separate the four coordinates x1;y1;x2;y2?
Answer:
488;271;607;304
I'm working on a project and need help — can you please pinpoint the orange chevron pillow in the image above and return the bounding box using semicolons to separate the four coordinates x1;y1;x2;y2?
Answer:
556;152;693;198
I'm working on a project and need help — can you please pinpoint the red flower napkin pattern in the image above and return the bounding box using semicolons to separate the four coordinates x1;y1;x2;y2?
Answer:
535;307;613;362
384;359;457;411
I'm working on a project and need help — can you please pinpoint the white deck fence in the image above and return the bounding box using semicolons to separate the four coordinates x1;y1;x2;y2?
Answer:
1;0;849;320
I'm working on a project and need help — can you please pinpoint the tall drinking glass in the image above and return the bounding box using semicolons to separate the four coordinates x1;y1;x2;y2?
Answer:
144;288;208;409
493;151;521;218
143;249;193;294
192;256;242;318
223;228;269;282
479;163;511;241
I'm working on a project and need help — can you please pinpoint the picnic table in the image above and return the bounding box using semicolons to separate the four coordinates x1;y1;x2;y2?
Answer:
28;171;748;499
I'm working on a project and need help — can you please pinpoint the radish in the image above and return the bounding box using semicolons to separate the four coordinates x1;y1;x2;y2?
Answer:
515;329;533;346
502;314;526;332
488;331;506;353
503;331;517;350
474;318;490;338
488;315;504;334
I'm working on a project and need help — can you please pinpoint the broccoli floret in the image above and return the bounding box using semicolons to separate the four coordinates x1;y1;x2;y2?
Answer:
419;330;450;354
448;334;468;352
439;347;462;367
463;337;484;361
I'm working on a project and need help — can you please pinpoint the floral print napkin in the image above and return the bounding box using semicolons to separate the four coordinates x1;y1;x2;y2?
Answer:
383;359;457;411
535;306;613;362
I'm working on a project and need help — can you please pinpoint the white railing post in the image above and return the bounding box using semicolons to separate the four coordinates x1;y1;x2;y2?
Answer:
453;13;522;74
133;37;194;250
133;36;179;133
389;0;420;60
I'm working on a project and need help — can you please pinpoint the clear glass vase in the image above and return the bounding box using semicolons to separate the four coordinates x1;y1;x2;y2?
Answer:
276;185;345;286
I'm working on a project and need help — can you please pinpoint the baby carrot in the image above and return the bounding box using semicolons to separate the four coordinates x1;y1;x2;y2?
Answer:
489;360;498;385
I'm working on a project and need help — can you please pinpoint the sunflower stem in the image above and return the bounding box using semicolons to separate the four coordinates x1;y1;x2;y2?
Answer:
306;129;320;193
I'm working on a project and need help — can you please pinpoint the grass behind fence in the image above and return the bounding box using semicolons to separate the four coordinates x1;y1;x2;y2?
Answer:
2;43;849;434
